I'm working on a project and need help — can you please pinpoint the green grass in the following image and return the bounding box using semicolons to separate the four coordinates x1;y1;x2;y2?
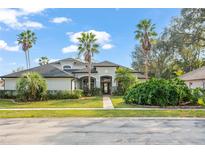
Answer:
111;96;141;108
0;110;205;118
0;97;102;108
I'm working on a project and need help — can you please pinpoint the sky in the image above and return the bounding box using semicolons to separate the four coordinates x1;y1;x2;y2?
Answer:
0;8;181;75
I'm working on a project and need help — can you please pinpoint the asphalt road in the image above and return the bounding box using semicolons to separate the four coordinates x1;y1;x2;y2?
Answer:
0;118;205;145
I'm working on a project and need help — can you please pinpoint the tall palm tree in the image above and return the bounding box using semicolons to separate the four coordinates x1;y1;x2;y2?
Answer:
135;19;157;79
17;30;37;69
77;32;99;92
39;56;49;66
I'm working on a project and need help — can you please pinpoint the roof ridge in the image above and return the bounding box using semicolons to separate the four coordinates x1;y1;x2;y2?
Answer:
180;65;205;78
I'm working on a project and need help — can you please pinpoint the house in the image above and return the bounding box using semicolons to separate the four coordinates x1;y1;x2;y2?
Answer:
179;66;205;89
0;79;4;90
0;58;145;94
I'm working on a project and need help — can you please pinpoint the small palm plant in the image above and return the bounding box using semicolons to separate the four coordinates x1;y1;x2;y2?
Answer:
77;32;99;93
39;56;49;66
135;19;157;80
17;30;37;69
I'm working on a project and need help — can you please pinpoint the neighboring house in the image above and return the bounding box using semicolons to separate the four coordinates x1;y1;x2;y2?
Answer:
0;58;145;94
179;66;205;89
0;79;4;90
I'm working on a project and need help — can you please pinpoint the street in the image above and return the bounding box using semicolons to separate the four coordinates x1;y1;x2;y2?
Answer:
0;118;205;144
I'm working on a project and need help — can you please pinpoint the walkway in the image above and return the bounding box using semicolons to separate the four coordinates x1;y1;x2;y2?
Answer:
103;95;114;109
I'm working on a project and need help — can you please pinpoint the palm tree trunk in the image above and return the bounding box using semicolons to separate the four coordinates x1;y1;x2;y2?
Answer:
88;61;91;91
145;53;148;80
25;51;28;69
28;50;30;68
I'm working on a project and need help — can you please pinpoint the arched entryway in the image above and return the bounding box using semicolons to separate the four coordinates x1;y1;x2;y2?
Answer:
100;76;112;95
79;76;96;91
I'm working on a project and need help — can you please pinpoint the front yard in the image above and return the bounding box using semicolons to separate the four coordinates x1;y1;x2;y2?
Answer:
111;96;141;108
0;110;205;118
0;97;102;108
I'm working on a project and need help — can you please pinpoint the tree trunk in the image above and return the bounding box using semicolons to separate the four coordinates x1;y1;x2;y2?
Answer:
25;51;28;69
145;52;148;80
88;60;91;91
28;50;31;68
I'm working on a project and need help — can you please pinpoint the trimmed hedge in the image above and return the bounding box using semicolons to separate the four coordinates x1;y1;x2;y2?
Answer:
0;90;17;99
123;78;191;106
47;89;83;99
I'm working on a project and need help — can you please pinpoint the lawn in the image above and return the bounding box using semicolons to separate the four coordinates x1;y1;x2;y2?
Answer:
0;110;205;118
111;96;141;108
0;97;102;108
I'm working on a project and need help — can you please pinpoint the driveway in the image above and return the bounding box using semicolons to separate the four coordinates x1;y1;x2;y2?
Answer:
0;118;205;144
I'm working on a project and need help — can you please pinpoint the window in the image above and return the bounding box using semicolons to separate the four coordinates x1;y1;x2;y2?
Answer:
63;65;71;71
189;82;192;88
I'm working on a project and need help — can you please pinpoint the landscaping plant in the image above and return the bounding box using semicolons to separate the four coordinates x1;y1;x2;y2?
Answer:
123;78;191;106
16;72;47;101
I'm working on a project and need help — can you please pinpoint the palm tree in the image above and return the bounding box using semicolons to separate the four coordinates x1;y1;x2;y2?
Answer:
135;19;157;79
17;30;37;69
77;32;99;93
39;56;49;66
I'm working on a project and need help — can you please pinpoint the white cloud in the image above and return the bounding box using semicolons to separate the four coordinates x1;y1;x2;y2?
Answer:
0;40;20;52
63;30;113;53
21;8;45;14
102;44;113;50
62;45;78;53
34;58;59;64
21;21;43;29
0;8;44;29
51;17;72;24
68;30;111;44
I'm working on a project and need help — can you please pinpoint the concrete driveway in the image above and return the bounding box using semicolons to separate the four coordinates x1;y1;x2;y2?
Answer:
0;118;205;145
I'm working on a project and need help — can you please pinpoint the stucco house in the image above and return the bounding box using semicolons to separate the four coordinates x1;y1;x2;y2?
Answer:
179;66;205;89
1;58;145;94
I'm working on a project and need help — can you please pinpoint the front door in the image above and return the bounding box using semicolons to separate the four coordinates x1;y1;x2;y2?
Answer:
103;82;110;94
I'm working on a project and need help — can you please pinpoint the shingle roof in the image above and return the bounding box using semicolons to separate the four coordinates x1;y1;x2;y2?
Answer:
1;58;146;79
93;61;119;67
179;66;205;81
1;64;74;78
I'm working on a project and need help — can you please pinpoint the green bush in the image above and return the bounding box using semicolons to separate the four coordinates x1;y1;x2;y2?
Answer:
123;78;191;106
83;88;102;96
190;88;205;104
47;89;83;99
16;72;47;101
0;90;17;99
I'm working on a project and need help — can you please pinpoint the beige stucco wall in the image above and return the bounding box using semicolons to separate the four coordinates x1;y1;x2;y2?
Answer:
75;67;117;88
4;78;17;90
184;80;205;89
46;78;73;90
4;78;73;91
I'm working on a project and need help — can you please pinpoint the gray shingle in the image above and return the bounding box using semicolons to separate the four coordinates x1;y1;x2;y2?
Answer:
1;64;74;78
179;66;205;81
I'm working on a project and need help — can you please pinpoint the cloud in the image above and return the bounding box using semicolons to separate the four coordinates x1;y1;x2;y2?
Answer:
102;44;113;50
0;57;2;62
63;30;113;53
0;40;19;52
68;30;111;44
0;8;44;29
34;58;59;64
21;21;43;29
50;17;72;24
62;45;78;53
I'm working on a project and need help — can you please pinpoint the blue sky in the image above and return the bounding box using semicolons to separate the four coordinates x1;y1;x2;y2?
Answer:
0;8;180;75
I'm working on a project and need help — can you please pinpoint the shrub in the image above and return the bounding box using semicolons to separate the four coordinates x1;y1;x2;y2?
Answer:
123;78;191;106
16;72;47;101
83;88;102;96
190;88;205;104
0;90;17;99
197;98;205;106
115;67;139;95
47;89;83;99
